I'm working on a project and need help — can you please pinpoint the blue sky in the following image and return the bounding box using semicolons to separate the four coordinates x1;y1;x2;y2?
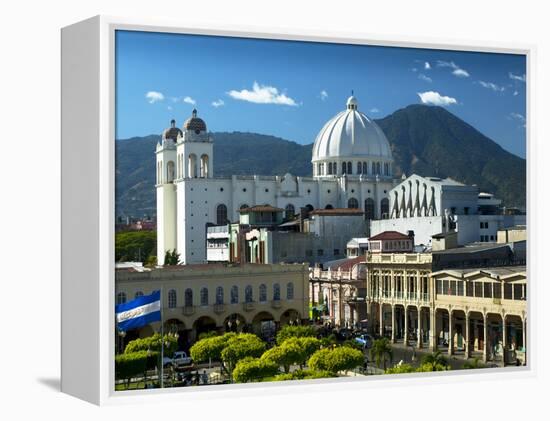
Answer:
115;30;527;158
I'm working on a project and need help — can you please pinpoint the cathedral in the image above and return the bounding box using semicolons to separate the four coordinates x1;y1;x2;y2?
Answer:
155;95;397;265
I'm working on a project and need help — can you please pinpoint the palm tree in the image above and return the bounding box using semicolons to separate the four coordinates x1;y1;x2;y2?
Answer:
370;338;393;370
421;350;448;370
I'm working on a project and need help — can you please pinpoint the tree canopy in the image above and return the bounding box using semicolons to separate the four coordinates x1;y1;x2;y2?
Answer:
233;357;279;383
308;346;364;373
115;230;156;263
275;325;316;345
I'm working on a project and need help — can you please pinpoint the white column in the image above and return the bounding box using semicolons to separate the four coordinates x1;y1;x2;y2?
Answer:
448;310;453;356
391;305;396;343
483;314;488;363
464;312;470;359
404;306;409;345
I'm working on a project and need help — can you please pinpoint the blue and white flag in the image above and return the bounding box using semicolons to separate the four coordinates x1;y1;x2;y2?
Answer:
116;290;161;332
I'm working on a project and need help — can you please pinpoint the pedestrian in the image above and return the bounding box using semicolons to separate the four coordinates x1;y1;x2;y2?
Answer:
201;370;208;385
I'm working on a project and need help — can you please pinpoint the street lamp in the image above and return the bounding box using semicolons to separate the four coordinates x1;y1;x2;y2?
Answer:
117;330;126;354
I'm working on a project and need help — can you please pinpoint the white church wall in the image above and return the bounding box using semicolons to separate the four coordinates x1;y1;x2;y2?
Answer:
370;216;444;246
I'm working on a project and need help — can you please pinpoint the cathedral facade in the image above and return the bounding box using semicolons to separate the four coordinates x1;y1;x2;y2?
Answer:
156;96;397;265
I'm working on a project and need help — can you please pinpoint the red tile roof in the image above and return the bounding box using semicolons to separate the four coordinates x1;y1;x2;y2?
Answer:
332;255;366;271
239;205;284;213
369;231;411;241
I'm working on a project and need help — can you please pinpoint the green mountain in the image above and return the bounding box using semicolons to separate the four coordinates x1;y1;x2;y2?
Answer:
115;105;526;218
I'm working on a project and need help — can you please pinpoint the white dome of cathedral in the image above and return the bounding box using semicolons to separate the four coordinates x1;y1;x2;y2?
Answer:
312;96;392;162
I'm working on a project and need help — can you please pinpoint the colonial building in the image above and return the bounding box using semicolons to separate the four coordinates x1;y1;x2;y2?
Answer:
309;256;368;328
365;232;527;364
115;263;309;351
156;96;397;265
370;174;526;247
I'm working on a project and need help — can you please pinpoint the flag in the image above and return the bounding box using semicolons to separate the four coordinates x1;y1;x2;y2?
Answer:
116;290;161;332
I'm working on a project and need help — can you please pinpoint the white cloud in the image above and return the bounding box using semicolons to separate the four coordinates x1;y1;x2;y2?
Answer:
145;91;164;104
513;90;519;96
227;82;298;106
211;99;225;108
452;68;470;78
424;61;431;70
510;112;526;128
167;105;173;111
411;67;418;72
320;90;328;101
478;81;505;92
437;60;470;78
417;91;457;106
369;107;380;113
509;72;526;82
183;96;196;105
418;73;432;83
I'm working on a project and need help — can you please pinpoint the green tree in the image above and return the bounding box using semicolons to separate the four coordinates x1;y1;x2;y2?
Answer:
276;325;316;345
416;362;449;372
370;338;393;370
124;333;178;358
261;340;305;373
189;332;235;365
232;357;279;383
164;249;180;265
115;230;156;263
221;333;266;374
308;346;364;374
420;350;449;371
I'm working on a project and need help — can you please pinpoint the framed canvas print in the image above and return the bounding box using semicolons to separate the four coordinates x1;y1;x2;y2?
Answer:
61;16;532;405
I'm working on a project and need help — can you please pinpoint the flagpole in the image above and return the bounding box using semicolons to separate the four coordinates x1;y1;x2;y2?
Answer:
160;287;164;389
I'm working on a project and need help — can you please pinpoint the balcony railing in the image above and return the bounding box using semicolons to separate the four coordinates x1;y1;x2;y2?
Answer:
271;299;282;309
243;302;255;312
213;303;225;314
182;306;195;316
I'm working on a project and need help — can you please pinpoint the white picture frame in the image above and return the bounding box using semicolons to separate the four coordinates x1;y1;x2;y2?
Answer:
61;15;534;406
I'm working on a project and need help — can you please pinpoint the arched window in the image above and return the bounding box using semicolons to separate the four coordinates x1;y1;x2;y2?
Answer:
188;154;197;178
200;154;209;178
259;284;267;303
363;162;368;175
384;162;389;176
342;162;347;174
305;204;314;212
285;204;295;219
231;285;239;304
286;282;294;300
365;198;376;220
333;162;337;174
240;204;249;210
347;162;352;174
116;292;127;305
273;283;281;301
168;289;177;308
216;286;224;305
245;285;253;303
376;162;381;175
327;162;332;175
166;161;175;182
357;162;362;174
381;198;390;219
325;204;334;209
200;288;209;306
184;288;193;307
216;204;228;225
348;198;359;209
134;291;144;299
372;162;376;175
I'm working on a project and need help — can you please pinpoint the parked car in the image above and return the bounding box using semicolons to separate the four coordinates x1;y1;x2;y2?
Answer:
163;351;193;368
334;328;354;341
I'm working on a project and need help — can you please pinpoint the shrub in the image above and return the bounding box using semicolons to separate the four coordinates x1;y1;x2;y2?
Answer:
190;332;235;363
308;346;364;373
416;362;449;372
233;357;279;383
272;369;336;381
115;351;148;388
385;363;417;374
